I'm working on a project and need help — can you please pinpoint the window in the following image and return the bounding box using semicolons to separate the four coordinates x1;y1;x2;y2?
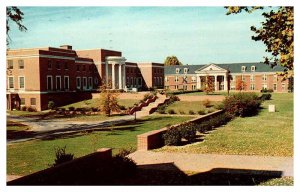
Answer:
241;66;246;72
175;76;179;82
184;68;188;74
47;76;53;90
64;76;69;90
76;65;80;71
191;76;196;82
250;84;255;90
230;85;236;90
56;76;61;90
192;85;196;90
138;77;142;86
30;98;36;106
48;60;52;70
131;77;134;86
89;65;93;71
262;74;267;81
8;77;14;89
242;75;246;81
56;61;60;70
160;77;162;85
273;74;278;82
7;60;13;69
183;85;187;90
232;75;236;82
20;98;25;105
250;75;254;82
82;65;86;71
165;77;169;82
262;83;267;89
19;76;25;89
94;77;99;85
83;77;87;89
175;85;178;90
64;62;69;70
18;60;24;69
165;86;169;90
282;83;286;91
251;66;256;72
176;68;180;74
273;83;277;91
88;77;93;89
76;77;81;89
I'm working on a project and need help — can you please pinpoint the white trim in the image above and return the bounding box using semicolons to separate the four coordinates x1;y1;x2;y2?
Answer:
8;76;14;89
18;76;25;89
75;60;94;64
83;77;87;90
55;76;62;90
76;77;81;89
88;77;93;90
7;54;76;60
64;76;70;91
47;75;53;90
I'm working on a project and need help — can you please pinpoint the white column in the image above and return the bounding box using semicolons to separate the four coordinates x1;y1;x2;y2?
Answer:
112;63;115;89
214;75;218;91
196;75;201;89
119;64;122;89
123;64;126;89
105;62;108;86
224;74;228;91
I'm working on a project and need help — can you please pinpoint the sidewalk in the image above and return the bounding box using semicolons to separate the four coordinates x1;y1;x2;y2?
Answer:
128;151;293;177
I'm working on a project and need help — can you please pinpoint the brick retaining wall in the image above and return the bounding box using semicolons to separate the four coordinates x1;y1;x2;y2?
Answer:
137;110;224;151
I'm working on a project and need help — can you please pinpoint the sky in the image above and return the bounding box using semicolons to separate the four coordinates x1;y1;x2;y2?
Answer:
8;6;270;65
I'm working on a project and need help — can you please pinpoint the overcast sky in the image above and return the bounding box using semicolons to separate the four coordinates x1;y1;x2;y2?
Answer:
8;6;271;65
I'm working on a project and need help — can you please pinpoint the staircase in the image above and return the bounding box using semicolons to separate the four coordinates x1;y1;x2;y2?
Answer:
135;93;168;118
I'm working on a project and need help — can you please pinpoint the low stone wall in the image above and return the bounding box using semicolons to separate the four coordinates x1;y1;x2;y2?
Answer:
8;148;112;185
137;110;224;151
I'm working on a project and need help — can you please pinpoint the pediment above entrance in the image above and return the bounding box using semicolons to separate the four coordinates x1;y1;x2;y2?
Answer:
195;64;228;74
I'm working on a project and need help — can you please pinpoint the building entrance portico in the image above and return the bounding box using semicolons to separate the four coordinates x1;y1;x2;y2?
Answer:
195;64;228;91
105;56;126;90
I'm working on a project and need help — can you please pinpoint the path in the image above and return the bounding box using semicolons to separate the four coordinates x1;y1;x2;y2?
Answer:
7;114;136;144
128;151;293;177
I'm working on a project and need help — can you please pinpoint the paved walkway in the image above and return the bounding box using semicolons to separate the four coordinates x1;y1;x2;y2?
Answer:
128;151;293;177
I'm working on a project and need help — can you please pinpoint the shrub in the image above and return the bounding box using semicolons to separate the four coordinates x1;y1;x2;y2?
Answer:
52;146;74;167
113;151;137;177
202;99;211;108
168;109;176;114
223;93;262;117
91;107;99;112
21;106;27;111
179;123;197;143
179;110;185;115
189;110;195;115
143;93;153;101
68;106;75;111
27;106;37;112
48;101;56;110
119;105;126;110
214;102;224;110
163;127;182;146
260;93;272;101
261;88;274;93
157;105;166;114
169;95;180;103
197;109;206;115
207;108;215;113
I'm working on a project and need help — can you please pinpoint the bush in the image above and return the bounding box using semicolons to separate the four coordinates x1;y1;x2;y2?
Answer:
68;106;75;111
27;106;37;112
179;110;185;115
48;101;56;110
197;109;206;115
163;127;182;146
202;99;211;108
189;110;195;115
168;109;176;114
261;88;274;93
52;146;74;167
169;95;180;103
260;93;272;101
143;93;154;101
21;106;27;111
223;93;262;117
119;105;126;110
91;107;99;112
113;151;137;177
179;123;197;143
214;103;224;110
157;105;166;114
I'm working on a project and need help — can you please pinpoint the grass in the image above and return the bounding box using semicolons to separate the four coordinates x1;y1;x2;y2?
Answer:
7;115;192;175
163;101;219;115
258;177;293;186
7;121;30;131
157;93;293;157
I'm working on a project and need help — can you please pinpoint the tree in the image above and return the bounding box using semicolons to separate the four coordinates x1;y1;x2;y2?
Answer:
225;6;294;79
164;56;183;66
203;75;215;94
99;79;120;117
6;6;27;46
236;76;247;92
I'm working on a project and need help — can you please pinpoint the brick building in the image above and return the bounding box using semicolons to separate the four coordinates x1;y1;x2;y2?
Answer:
164;63;290;92
6;45;164;111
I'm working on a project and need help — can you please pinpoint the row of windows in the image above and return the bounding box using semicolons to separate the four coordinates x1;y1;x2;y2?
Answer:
167;76;196;83
175;68;189;74
241;66;256;72
7;60;24;70
126;77;142;86
153;68;163;74
47;76;70;91
20;98;36;106
7;76;25;89
168;84;197;90
154;77;163;86
230;83;286;91
76;77;94;90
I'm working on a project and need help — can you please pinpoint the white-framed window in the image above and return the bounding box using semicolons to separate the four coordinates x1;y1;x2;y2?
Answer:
64;76;69;90
192;84;196;90
175;85;178;90
20;98;25;106
131;77;134;86
230;85;236;90
184;68;188;74
250;84;255;90
175;76;179;82
231;75;236;82
165;76;168;82
273;74;278;82
30;98;36;106
191;76;196;82
282;83;286;91
183;85;187;90
82;77;87;90
47;75;53;90
18;60;24;69
88;77;93;89
176;68;180;74
7;60;13;69
273;83;277;91
241;66;246;72
19;76;25;89
56;76;61;90
251;66;256;72
262;83;267;89
76;77;81;89
242;75;246;81
262;74;267;81
250;75;254;82
8;76;14;89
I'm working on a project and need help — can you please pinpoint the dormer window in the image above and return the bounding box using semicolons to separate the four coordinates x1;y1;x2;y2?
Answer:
176;68;180;74
184;68;188;74
251;66;256;72
241;66;246;72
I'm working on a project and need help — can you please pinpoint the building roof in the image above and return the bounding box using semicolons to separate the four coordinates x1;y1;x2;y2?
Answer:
164;62;286;75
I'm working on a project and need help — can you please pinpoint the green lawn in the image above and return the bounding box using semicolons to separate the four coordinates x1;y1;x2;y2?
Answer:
164;101;219;115
158;93;293;157
7;115;192;175
7;121;30;131
258;177;293;186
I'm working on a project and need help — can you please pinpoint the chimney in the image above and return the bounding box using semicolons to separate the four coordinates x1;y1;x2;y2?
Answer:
60;45;72;50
